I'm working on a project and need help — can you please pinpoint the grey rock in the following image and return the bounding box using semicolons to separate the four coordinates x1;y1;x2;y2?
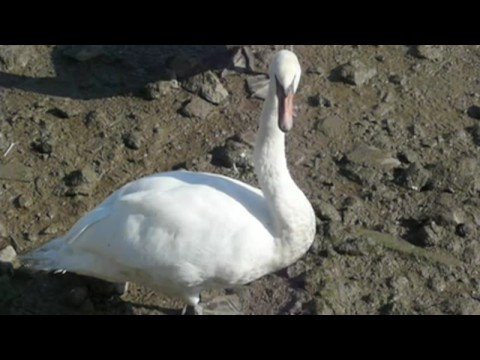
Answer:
63;167;99;196
0;45;35;72
316;116;346;139
14;194;33;209
312;199;341;222
427;276;446;292
180;96;214;120
334;236;378;256
211;138;253;170
398;149;420;164
413;45;443;61
397;162;432;191
346;144;400;169
467;105;480;120
31;138;53;155
183;71;229;105
388;74;407;86
442;296;480;315
455;223;472;238
0;245;17;263
417;221;443;247
122;132;141;150
143;80;179;100
85;110;107;127
308;94;332;108
246;75;270;100
334;60;377;86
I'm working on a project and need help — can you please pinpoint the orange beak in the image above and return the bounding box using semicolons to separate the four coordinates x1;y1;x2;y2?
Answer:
279;92;295;133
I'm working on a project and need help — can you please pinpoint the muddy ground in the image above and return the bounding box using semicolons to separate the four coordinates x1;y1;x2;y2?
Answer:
0;45;479;315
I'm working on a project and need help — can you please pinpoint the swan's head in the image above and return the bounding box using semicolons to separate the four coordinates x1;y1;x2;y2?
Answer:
270;50;302;133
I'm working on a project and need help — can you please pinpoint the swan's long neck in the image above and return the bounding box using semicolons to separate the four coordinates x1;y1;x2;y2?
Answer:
254;81;315;269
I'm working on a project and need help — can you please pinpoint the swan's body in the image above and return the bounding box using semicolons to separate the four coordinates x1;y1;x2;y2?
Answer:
21;50;316;313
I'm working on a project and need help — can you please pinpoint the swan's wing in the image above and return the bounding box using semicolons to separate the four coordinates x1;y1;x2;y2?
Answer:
56;171;275;286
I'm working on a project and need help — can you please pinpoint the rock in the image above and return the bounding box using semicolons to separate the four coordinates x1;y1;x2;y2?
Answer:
417;221;443;247
211;137;253;170
65;287;89;308
413;45;443;61
316;116;347;139
84;109;107;127
47;105;79;119
0;245;17;264
398;149;419;164
387;276;410;292
467;105;480;120
14;194;33;209
456;223;472;238
442;296;480;315
179;97;214;120
463;242;480;265
143;80;179;100
122;132;141;150
428;158;480;194
61;45;108;62
388;74;406;86
0;45;36;72
63;167;99;196
397;162;432;191
346;144;400;169
308;94;332;108
246;75;270;100
334;60;377;86
427;276;446;292
0;221;6;240
471;123;480;146
334;236;376;256
31;138;53;155
429;194;466;226
312;200;341;222
183;71;228;105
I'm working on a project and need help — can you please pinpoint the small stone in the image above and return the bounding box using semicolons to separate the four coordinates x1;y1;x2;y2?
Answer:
398;149;419;164
31;138;53;155
0;245;17;264
47;106;78;119
417;221;443;247
143;80;178;100
413;45;443;61
65;287;89;308
211;138;253;170
346;143;400;169
397;162;431;191
308;94;332;108
179;97;214;120
456;223;472;238
388;74;406;86
14;194;33;209
84;110;107;127
246;75;270;100
122;132;141;150
334;60;377;86
427;277;446;292
312;200;341;222
63;167;98;196
467;105;480;120
183;71;228;105
315;116;346;139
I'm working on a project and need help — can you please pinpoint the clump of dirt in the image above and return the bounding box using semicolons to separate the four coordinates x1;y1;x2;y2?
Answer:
1;45;479;315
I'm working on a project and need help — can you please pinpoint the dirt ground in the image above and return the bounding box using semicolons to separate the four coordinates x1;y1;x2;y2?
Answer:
0;45;479;315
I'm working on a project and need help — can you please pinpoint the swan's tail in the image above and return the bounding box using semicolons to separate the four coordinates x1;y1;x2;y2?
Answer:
19;237;67;274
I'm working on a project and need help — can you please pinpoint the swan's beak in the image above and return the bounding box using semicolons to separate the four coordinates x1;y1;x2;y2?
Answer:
278;92;295;133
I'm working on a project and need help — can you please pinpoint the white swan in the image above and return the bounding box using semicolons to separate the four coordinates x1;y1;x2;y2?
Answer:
20;50;316;314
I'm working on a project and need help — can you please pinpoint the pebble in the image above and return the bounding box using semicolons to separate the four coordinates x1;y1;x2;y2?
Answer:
467;105;480;120
122;132;141;150
183;71;228;105
179;96;214;120
143;80;179;100
334;60;377;86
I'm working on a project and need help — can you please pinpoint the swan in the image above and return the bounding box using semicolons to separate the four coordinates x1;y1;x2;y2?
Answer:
20;50;316;315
